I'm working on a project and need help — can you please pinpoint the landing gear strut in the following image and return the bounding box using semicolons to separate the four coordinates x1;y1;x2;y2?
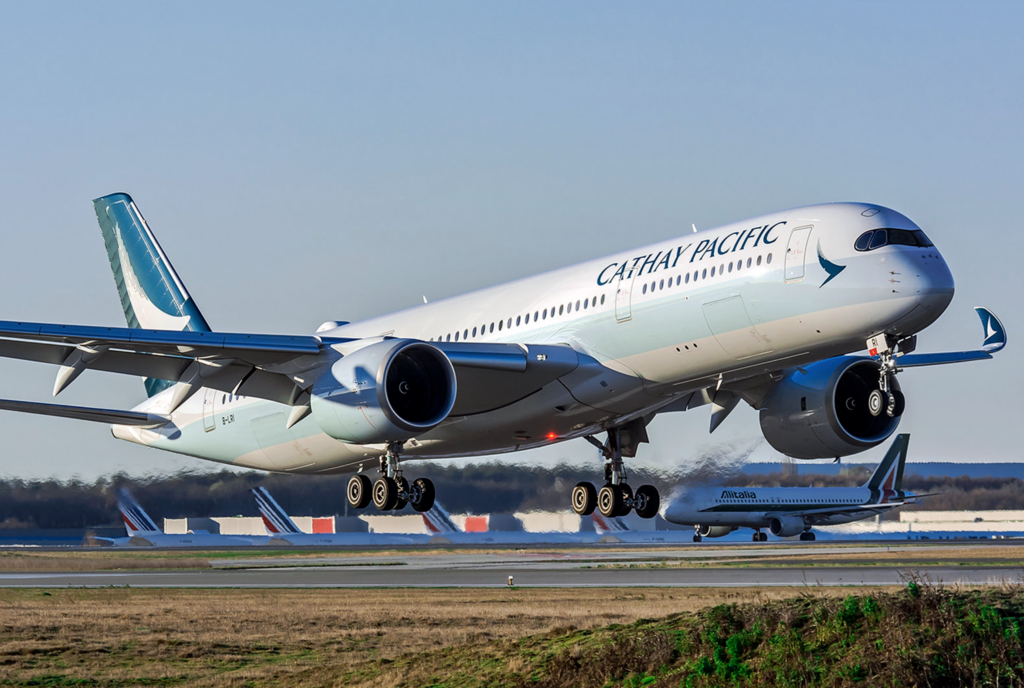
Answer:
868;334;910;418
752;530;767;542
572;426;660;519
347;442;435;513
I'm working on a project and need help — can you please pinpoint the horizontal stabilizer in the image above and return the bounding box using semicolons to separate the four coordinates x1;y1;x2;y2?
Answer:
899;306;1007;368
0;398;169;428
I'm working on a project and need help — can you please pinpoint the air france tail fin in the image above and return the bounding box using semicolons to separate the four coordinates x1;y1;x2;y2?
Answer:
864;434;910;494
421;501;461;534
93;193;212;397
591;512;631;535
116;488;162;536
251;487;302;535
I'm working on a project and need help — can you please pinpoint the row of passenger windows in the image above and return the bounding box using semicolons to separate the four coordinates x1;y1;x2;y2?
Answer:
431;294;608;343
716;497;853;504
641;253;773;295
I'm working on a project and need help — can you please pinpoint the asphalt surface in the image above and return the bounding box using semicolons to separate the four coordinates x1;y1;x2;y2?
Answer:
1;543;1021;588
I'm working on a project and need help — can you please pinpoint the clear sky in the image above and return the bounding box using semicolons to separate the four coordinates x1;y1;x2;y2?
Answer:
0;2;1020;481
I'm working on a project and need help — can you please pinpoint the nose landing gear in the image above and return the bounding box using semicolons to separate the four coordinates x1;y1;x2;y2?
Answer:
867;334;912;418
347;442;436;513
572;425;660;519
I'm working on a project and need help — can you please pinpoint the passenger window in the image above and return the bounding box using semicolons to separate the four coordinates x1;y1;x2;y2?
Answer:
766;253;773;264
489;323;494;333
643;284;647;294
464;329;468;340
516;316;521;326
575;300;580;311
584;298;589;309
498;320;503;331
710;266;715;277
455;331;460;341
685;273;690;284
728;262;733;273
559;305;564;315
542;309;547;319
756;255;762;266
747;257;752;268
600;294;605;304
534;311;539;321
676;276;681;286
472;327;477;337
446;334;451;342
719;263;724;274
508;318;512;328
702;268;707;279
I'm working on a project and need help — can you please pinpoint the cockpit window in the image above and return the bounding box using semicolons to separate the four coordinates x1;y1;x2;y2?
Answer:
855;228;934;252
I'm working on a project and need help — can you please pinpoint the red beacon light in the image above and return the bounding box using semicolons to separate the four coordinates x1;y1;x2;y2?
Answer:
546;432;558;441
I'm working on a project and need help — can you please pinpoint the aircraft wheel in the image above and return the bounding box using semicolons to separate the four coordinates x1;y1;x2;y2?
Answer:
752;532;759;542
633;485;659;519
372;476;399;511
888;389;906;418
347;474;372;509
806;531;816;541
867;389;885;417
409;478;435;513
759;532;768;542
617;484;633;517
597;484;622;518
393;476;409;511
693;534;702;542
571;482;597;516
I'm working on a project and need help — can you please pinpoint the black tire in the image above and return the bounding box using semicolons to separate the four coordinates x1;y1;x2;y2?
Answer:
616;484;633;516
759;532;768;542
347;474;372;509
693;534;702;542
868;389;885;417
597;484;622;518
752;533;759;542
372;477;399;511
633;485;659;519
806;531;816;541
394;476;409;511
889;389;906;417
571;482;597;516
410;478;435;513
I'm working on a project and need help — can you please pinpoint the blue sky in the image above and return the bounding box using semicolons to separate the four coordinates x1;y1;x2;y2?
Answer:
0;2;1020;480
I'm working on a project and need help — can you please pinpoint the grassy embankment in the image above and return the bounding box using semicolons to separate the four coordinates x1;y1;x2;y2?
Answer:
0;583;1022;687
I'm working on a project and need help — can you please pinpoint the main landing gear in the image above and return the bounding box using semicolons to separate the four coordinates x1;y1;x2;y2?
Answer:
752;531;767;542
799;531;816;541
346;442;436;513
571;426;660;520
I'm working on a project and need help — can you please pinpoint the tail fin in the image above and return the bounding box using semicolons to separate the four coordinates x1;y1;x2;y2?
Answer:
116;488;162;536
864;434;910;493
251;487;302;535
591;512;630;535
93;192;212;397
421;501;461;534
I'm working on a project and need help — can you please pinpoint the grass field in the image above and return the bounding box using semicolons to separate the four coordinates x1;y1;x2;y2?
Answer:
0;586;870;687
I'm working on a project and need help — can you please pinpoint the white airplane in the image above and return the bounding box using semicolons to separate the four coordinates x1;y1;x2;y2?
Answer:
589;512;694;543
92;488;265;547
0;194;1005;522
663;434;928;542
251;486;419;545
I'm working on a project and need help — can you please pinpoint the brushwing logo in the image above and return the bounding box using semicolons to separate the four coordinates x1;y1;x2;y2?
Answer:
114;221;192;331
817;241;846;287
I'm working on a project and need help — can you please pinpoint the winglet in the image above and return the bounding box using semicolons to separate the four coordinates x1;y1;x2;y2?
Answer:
975;307;1006;353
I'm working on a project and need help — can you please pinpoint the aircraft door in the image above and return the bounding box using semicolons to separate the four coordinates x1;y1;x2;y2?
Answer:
614;269;637;322
202;388;217;432
784;225;813;281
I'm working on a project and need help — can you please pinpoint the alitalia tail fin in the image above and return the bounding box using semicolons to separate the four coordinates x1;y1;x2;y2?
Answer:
251;487;302;535
864;434;910;493
93;193;211;397
116;488;162;536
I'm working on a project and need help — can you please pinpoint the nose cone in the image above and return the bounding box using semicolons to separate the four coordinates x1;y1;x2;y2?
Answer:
661;488;696;524
909;248;955;318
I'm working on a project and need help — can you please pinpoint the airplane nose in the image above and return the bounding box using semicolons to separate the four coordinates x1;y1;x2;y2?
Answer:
915;249;955;308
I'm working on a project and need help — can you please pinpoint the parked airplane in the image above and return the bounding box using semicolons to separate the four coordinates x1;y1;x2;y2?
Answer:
589;512;694;543
251;486;419;545
92;488;265;547
0;194;1006;521
663;434;927;541
419;500;587;544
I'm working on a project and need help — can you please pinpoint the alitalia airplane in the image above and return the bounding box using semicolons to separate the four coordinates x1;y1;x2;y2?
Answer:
0;194;1006;521
663;433;926;542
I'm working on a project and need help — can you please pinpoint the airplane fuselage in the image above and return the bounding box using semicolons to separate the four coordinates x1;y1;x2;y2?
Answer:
113;202;954;473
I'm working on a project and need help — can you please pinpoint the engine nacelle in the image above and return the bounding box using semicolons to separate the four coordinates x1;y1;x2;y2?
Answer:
697;525;737;538
311;339;457;445
769;515;805;538
759;356;901;459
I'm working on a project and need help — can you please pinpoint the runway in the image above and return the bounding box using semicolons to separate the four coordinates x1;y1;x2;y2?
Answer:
1;544;1021;588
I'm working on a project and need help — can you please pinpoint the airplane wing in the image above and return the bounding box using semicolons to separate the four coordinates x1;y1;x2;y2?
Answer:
0;319;582;419
778;502;910;520
897;307;1006;367
0;398;168;428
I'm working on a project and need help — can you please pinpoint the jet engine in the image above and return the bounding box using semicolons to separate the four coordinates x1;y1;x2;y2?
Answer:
311;339;457;445
697;525;737;538
769;515;805;538
759;357;901;459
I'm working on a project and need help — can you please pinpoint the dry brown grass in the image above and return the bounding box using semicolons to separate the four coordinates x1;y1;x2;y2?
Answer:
0;587;876;687
0;550;209;572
